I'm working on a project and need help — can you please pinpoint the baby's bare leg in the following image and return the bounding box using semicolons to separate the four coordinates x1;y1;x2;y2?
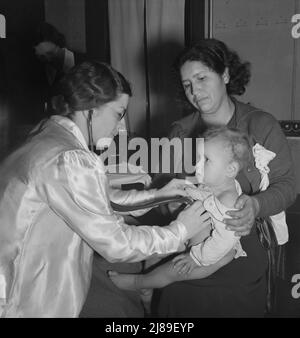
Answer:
109;249;235;291
109;260;180;290
180;249;235;280
137;248;235;287
144;254;169;270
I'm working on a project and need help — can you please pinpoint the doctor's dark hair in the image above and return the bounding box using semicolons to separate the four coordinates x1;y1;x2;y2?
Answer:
175;39;251;96
52;61;132;117
203;126;253;171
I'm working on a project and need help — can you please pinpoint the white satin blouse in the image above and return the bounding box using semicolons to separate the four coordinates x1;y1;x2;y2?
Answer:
0;116;187;317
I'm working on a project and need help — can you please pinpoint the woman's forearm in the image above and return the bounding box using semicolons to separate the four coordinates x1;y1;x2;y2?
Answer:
109;187;156;205
254;172;296;217
254;115;297;217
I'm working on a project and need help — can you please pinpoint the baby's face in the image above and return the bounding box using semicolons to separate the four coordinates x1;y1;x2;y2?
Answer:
197;138;231;186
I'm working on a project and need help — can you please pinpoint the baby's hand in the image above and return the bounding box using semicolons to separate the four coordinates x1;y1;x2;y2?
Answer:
172;253;198;275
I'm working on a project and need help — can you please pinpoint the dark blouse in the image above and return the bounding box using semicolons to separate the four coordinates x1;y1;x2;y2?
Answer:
168;98;296;217
155;98;296;317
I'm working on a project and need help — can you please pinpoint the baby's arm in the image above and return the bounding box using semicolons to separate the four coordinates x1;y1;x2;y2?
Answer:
190;191;240;266
188;224;212;247
190;219;239;266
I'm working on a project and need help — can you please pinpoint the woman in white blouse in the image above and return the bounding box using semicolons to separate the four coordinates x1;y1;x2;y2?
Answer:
0;61;212;318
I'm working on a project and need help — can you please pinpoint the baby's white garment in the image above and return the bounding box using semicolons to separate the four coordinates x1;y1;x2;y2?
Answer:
193;142;289;246
253;143;288;245
186;181;247;266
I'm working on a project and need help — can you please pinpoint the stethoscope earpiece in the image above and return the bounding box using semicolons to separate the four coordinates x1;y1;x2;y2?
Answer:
87;109;94;152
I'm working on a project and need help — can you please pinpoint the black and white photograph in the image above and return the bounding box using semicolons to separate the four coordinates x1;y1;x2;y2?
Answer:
0;0;300;323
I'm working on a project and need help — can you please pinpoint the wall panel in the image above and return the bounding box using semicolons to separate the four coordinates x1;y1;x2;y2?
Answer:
212;0;295;120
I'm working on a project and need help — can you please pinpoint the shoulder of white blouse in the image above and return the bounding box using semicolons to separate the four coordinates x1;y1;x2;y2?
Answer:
60;149;106;174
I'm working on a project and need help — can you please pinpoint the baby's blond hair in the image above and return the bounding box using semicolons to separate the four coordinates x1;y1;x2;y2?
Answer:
203;127;252;171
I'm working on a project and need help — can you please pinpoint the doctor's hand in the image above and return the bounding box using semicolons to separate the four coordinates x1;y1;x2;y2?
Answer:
154;178;189;199
176;200;211;240
224;194;260;237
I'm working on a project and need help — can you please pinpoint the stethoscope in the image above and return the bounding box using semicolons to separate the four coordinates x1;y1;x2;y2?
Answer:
87;109;109;155
87;109;94;152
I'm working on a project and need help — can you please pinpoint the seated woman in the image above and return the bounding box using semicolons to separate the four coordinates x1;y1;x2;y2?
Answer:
110;127;291;311
148;39;296;317
0;61;214;318
109;128;249;290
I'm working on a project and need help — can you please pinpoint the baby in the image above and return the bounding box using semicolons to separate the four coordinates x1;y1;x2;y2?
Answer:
108;127;252;307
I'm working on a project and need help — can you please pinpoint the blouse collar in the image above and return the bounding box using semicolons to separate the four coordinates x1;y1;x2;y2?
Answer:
50;115;89;151
227;96;238;128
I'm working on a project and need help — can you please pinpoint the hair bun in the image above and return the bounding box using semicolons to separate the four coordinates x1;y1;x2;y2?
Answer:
51;95;70;116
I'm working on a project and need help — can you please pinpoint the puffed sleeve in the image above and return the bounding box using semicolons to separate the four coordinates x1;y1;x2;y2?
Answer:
109;187;154;205
108;186;156;216
35;149;187;263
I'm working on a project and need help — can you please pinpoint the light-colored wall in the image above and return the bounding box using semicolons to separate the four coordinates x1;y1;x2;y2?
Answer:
212;0;300;193
212;0;296;121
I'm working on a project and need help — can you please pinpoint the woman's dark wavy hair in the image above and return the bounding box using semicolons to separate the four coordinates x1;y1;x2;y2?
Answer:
52;61;132;117
175;38;251;96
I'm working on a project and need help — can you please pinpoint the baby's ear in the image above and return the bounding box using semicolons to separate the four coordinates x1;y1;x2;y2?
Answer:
226;161;239;178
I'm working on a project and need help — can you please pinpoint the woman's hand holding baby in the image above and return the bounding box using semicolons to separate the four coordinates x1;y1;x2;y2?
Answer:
224;194;260;236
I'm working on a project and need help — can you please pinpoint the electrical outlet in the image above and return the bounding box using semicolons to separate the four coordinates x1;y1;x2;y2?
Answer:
279;120;300;137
